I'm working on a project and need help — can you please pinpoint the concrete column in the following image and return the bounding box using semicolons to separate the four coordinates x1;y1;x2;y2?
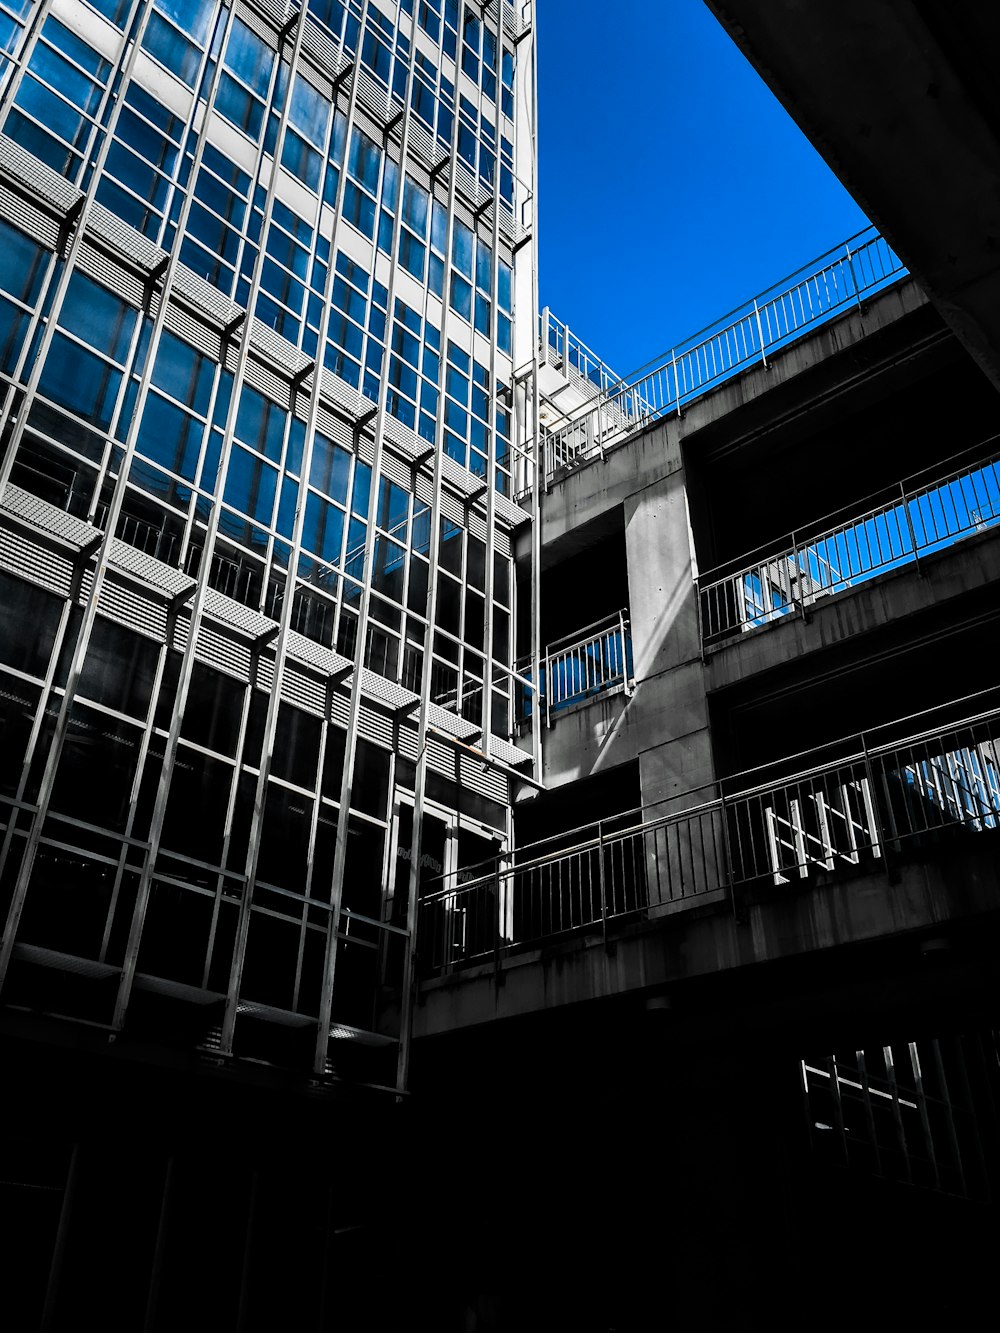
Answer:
623;456;719;909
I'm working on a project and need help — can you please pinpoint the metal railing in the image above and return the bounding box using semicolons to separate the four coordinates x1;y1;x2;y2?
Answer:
418;696;1000;977
699;440;1000;644
541;226;907;482
539;307;637;400
517;611;633;725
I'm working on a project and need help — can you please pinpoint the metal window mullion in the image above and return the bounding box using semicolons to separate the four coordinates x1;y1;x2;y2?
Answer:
908;1040;942;1191
882;1044;914;1184
0;0;170;991
0;1;155;498
109;5;301;1031
854;1048;883;1176
0;0;65;136
392;18;466;1096
223;12;374;1054
96;632;175;963
313;0;422;1078
478;0;504;761
0;592;74;892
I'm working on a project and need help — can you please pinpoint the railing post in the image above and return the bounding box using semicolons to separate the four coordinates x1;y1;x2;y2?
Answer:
619;609;632;696
861;731;892;883
597;820;608;946
846;241;863;314
671;348;682;417
900;479;922;574
544;647;551;729
540;306;550;366
790;529;806;621
753;298;768;369
721;788;745;924
492;854;502;989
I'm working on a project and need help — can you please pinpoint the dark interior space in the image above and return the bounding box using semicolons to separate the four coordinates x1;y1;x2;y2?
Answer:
684;313;1000;573
513;759;641;851
708;587;1000;779
516;510;630;657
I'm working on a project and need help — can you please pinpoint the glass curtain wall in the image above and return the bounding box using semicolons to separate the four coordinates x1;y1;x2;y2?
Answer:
0;0;534;1088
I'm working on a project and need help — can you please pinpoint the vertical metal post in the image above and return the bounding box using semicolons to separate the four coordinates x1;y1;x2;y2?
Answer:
492;853;502;987
900;479;922;572
544;644;551;729
671;348;682;417
528;7;543;785
753;298;768;369
597;820;607;945
619;608;632;696
846;241;863;313
396;8;469;1097
861;731;891;880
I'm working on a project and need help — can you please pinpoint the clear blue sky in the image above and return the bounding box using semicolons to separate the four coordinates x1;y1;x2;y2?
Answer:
536;0;869;376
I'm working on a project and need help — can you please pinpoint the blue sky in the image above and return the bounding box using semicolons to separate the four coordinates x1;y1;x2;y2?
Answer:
536;0;869;377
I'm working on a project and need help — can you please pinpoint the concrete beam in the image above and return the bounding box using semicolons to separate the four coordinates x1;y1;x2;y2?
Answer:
704;0;1000;392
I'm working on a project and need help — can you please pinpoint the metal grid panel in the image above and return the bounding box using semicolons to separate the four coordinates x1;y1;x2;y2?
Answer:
286;629;353;678
162;302;222;361
97;577;168;641
493;491;529;529
283;663;327;715
0;527;73;598
486;734;531;768
108;539;196;601
172;262;244;330
0;183;58;249
318;364;369;421
203;587;279;641
88;200;169;274
249;316;314;381
425;700;481;741
359;668;419;713
194;622;253;681
1;485;99;550
75;241;144;308
0;133;83;212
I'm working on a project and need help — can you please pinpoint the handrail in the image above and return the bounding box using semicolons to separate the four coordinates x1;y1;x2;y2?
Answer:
432;683;1000;900
418;699;1000;973
423;695;1000;905
539;226;908;481
699;441;1000;644
518;610;633;726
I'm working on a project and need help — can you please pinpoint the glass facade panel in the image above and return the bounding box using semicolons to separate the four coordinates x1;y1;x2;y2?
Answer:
0;0;533;1090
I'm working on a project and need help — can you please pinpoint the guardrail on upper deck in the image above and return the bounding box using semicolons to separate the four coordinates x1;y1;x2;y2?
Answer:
541;226;908;483
698;438;1000;646
418;693;1000;977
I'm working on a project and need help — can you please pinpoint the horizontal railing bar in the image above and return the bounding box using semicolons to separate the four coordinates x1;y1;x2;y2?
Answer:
419;706;1000;967
423;689;1000;903
541;227;889;432
701;442;1000;589
545;610;629;655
